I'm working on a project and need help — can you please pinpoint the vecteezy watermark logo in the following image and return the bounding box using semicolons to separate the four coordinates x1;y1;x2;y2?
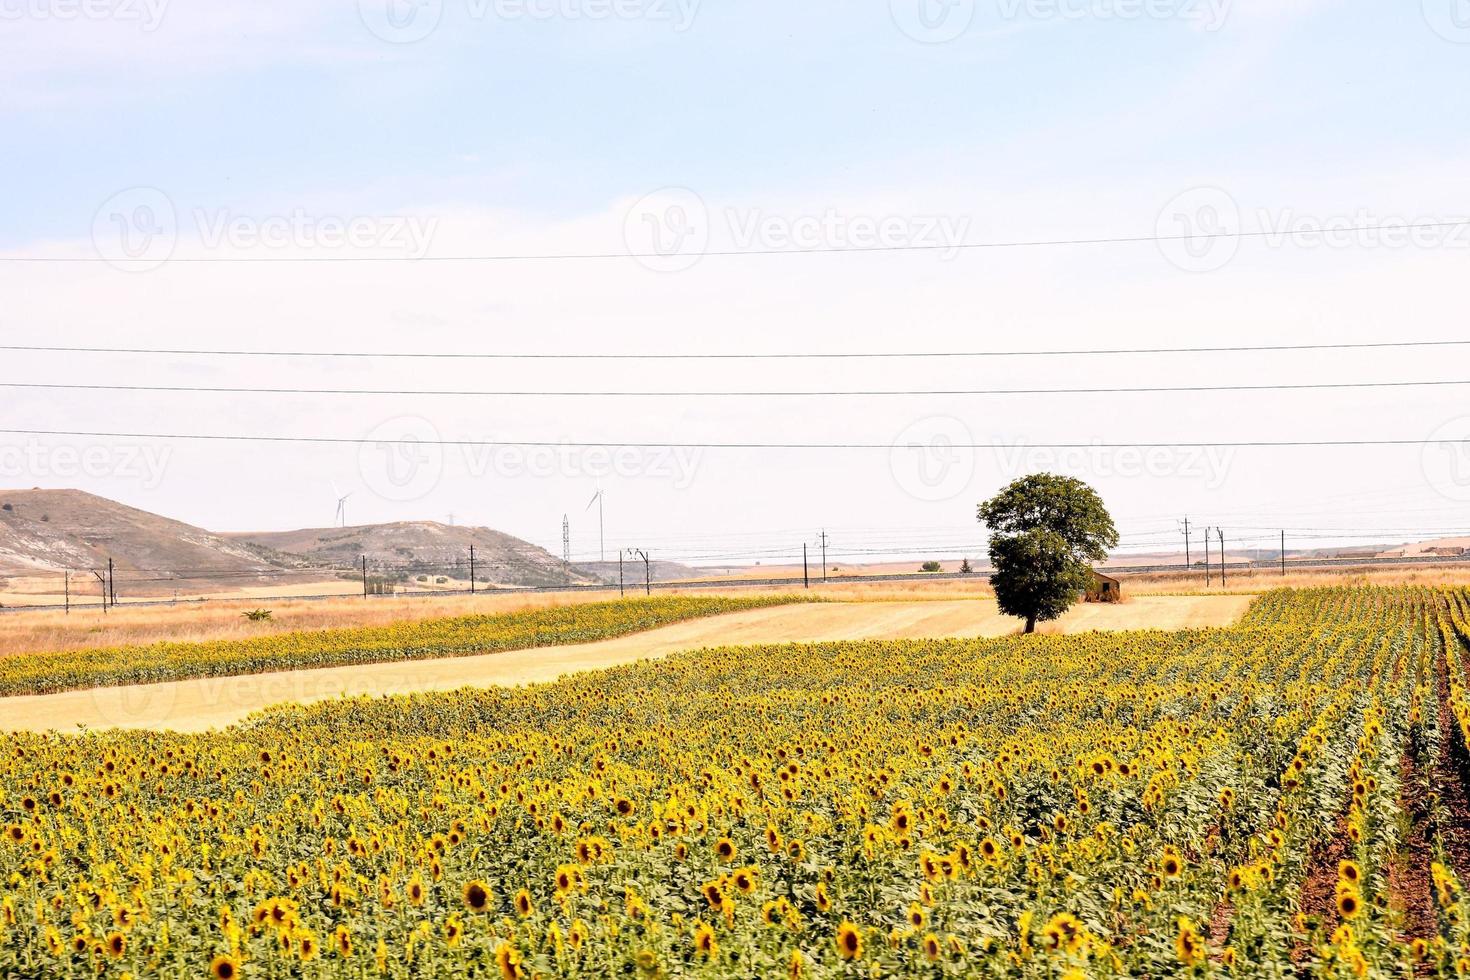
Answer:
0;0;169;30
623;187;710;273
725;208;971;258
0;438;173;489
89;680;180;730
356;421;703;501
358;0;699;42
1254;209;1470;250
1157;188;1470;273
1422;0;1470;42
1156;186;1240;273
890;0;976;43
890;416;977;502
891;0;1228;42
460;443;704;487
91;188;439;270
623;188;973;272
993;439;1235;488
359;416;445;503
192;208;437;257
358;0;443;43
1423;417;1470;503
92;187;178;272
484;0;700;28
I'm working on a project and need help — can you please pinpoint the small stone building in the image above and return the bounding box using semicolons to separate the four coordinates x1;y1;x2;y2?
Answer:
1085;571;1122;603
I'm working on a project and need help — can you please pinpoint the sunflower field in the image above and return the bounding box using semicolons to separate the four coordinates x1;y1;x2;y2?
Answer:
4;586;1470;977
0;594;809;697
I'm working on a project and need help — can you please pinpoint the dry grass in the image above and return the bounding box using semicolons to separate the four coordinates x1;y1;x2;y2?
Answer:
1119;563;1470;595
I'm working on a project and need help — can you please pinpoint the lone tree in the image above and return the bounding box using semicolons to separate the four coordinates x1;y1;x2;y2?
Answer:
978;474;1118;634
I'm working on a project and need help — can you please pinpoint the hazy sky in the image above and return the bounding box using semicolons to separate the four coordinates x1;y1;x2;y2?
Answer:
3;0;1469;566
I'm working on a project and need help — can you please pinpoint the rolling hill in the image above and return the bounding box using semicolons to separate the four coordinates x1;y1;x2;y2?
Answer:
0;490;601;597
232;523;596;589
0;488;305;591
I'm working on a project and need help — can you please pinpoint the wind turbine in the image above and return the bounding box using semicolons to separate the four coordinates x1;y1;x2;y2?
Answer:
332;481;353;528
585;484;605;563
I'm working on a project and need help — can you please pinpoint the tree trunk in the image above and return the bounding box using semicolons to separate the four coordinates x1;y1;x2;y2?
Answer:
1025;614;1037;634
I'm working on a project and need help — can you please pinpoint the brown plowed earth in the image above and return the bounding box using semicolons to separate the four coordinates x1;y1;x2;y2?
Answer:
1295;813;1354;964
1208;899;1234;950
1433;645;1470;881
1391;743;1437;968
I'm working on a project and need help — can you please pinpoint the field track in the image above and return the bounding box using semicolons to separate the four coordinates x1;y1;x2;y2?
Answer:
0;594;1249;734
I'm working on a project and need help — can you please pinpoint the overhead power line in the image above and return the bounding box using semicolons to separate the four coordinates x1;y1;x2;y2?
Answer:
6;377;1470;398
9;217;1470;264
3;427;1467;451
6;218;1465;264
2;339;1468;361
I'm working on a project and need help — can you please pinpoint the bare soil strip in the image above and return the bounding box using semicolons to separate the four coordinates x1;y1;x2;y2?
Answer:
1391;745;1438;959
1434;645;1470;880
1296;813;1354;960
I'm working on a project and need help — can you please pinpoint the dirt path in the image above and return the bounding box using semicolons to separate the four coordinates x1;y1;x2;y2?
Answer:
1434;645;1470;880
1391;746;1438;959
0;595;1251;734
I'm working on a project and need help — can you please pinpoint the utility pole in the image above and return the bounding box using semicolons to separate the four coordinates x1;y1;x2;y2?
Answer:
803;543;809;589
817;530;829;584
562;514;571;585
618;550;625;598
361;555;368;598
1281;530;1287;577
108;557;115;607
627;548;650;596
93;570;107;614
1203;528;1211;588
1217;528;1226;587
1180;517;1191;573
64;569;70;615
469;544;476;594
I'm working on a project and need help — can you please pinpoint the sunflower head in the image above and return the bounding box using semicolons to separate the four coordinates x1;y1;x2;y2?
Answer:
463;880;491;913
835;921;863;960
693;921;717;958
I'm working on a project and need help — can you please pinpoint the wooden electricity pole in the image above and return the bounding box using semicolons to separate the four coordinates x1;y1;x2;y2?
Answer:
469;544;476;594
1218;528;1226;587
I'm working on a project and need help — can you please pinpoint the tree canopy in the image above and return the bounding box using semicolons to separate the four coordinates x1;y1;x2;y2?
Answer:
978;474;1119;633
